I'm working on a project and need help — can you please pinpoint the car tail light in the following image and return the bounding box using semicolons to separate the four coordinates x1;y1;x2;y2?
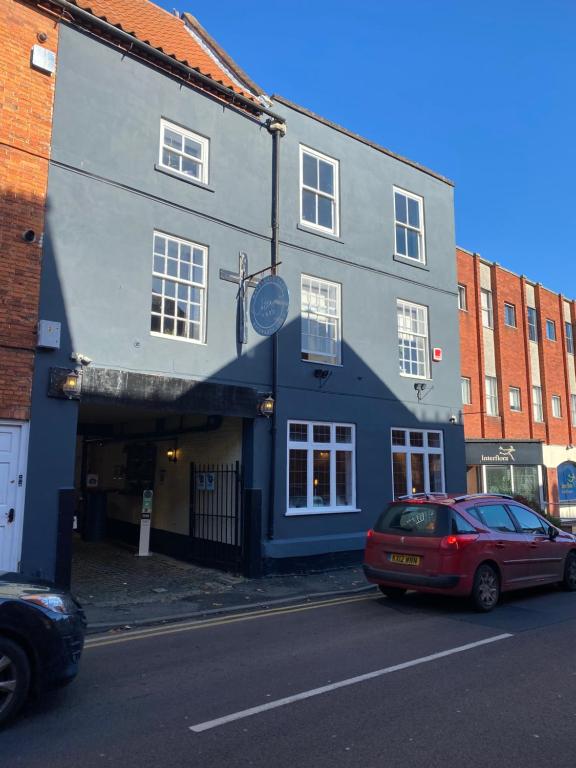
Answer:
367;529;374;539
440;534;479;550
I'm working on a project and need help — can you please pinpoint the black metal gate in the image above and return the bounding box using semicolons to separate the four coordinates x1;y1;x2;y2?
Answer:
189;462;243;570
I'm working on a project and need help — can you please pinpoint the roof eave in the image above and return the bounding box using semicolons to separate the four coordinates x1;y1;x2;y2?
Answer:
272;94;454;187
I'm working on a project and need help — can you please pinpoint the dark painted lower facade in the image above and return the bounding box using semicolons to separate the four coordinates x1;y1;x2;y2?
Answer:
19;359;466;583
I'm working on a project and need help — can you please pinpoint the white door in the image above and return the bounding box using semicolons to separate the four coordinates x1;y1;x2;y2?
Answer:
0;423;28;572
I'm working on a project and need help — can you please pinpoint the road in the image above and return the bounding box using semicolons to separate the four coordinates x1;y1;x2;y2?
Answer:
2;587;576;767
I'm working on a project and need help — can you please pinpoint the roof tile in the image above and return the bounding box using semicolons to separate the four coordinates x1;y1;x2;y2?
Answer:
71;0;256;98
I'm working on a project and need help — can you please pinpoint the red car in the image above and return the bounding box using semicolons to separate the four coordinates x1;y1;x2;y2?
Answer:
363;493;576;611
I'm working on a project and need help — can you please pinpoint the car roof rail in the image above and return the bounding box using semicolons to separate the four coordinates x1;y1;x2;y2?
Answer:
397;492;449;501
453;493;515;502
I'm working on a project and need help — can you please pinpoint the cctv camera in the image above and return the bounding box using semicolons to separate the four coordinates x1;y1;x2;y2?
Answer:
449;415;457;424
22;230;36;243
71;352;92;366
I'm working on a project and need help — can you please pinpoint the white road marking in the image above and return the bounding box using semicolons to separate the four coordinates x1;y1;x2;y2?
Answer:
190;632;513;733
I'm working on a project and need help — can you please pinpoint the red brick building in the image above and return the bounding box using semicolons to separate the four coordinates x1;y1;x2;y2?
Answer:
457;247;576;520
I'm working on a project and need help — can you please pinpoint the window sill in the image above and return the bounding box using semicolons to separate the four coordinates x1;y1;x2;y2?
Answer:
301;357;343;368
297;223;344;243
150;331;207;346
400;373;432;382
154;164;215;192
393;253;429;271
286;507;361;517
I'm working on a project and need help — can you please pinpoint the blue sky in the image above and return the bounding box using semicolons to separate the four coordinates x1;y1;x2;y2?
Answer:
167;0;575;295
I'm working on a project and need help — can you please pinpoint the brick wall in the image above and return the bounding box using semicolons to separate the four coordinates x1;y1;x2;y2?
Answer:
535;285;570;447
491;264;531;439
457;250;576;446
0;1;59;420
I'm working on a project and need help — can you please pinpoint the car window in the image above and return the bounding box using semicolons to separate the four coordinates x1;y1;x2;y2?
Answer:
374;503;449;537
507;505;546;534
452;512;478;533
467;506;482;522
475;504;517;533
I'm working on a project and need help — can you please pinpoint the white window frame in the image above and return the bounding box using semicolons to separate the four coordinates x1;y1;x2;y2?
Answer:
151;231;207;345
546;319;557;341
566;322;574;354
458;284;467;311
509;386;521;412
158;119;209;184
481;289;493;329
485;376;499;416
300;275;342;366
461;377;472;405
571;393;576;424
397;299;430;379
552;395;562;419
390;428;445;498
286;421;356;515
299;146;339;236
504;303;517;328
533;385;544;423
527;307;538;341
393;187;426;264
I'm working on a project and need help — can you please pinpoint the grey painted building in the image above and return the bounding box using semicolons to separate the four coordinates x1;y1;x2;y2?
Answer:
21;13;466;583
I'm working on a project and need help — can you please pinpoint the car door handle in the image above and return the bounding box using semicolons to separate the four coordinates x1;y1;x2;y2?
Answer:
7;508;15;523
495;541;506;549
530;543;539;548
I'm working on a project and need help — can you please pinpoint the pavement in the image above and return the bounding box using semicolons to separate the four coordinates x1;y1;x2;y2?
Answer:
4;585;576;767
72;538;372;631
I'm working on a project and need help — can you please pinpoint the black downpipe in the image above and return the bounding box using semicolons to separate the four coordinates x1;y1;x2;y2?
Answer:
267;124;283;540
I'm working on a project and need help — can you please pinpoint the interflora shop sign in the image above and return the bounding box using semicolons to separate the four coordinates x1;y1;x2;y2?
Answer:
481;445;517;463
465;441;544;466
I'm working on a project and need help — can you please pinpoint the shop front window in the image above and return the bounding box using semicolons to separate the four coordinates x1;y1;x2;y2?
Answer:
484;464;540;507
485;466;513;496
513;466;540;504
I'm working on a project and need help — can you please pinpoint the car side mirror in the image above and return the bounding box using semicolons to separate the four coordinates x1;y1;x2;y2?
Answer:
548;526;559;541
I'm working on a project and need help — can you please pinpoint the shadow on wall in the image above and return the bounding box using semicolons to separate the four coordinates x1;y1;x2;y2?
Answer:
0;187;47;421
20;202;466;580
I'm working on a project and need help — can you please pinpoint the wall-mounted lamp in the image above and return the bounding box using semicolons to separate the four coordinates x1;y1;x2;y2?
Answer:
62;369;82;399
313;368;330;380
258;394;275;417
166;442;178;463
414;382;427;401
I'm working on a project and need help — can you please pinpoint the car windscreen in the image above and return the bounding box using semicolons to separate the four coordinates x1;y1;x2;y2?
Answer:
374;503;450;537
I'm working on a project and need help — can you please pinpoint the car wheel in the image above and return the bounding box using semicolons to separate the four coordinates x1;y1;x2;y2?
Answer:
378;585;407;600
472;564;500;612
562;551;576;591
0;638;31;727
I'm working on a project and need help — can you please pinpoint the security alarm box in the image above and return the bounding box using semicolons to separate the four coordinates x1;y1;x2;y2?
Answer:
31;45;56;74
37;320;61;349
432;347;443;362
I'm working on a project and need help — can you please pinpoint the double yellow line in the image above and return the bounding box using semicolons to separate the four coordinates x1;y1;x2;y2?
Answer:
85;592;377;649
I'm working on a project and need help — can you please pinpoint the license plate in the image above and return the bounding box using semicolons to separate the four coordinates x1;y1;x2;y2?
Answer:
389;553;420;566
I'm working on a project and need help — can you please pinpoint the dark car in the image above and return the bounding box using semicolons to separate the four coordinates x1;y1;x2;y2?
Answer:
0;575;86;725
364;493;576;611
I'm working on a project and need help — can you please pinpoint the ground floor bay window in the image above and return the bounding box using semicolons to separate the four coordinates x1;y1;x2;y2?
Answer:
391;428;445;498
287;421;356;514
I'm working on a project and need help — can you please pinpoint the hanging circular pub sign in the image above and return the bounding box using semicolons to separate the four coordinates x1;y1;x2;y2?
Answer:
249;275;289;336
